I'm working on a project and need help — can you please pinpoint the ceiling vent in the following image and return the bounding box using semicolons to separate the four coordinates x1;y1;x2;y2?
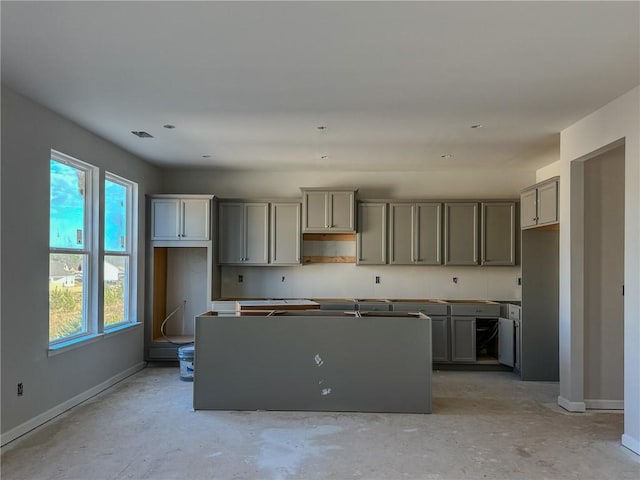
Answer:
131;131;154;138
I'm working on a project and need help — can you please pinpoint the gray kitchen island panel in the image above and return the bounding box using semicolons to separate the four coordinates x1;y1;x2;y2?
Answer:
194;311;432;413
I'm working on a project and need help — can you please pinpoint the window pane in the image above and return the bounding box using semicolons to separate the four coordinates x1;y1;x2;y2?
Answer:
50;160;86;249
104;255;128;327
105;179;127;252
49;253;87;341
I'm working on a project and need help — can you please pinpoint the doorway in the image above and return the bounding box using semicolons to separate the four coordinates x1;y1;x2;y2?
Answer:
583;144;625;409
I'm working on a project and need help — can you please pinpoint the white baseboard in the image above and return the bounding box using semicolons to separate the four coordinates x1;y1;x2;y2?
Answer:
558;395;586;412
1;362;145;447
585;399;624;410
621;434;640;456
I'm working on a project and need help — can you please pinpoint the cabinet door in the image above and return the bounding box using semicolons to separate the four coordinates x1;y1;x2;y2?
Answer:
271;203;301;265
415;203;442;265
498;318;515;367
182;199;210;240
537;180;558;225
481;202;516;265
244;203;269;264
388;203;414;264
444;203;478;265
303;191;328;231
329;191;355;231
514;319;521;373
357;203;387;264
151;198;181;240
218;203;244;264
451;317;476;362
431;316;449;362
520;188;538;228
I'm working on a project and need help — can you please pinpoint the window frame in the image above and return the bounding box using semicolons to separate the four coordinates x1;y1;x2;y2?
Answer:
49;150;139;350
49;150;97;345
103;172;138;331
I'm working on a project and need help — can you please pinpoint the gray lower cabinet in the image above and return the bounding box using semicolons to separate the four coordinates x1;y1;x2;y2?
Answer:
431;316;450;362
444;203;479;265
451;316;476;362
219;202;269;265
270;202;301;265
357;203;387;264
498;318;515;367
481;202;516;265
389;203;441;265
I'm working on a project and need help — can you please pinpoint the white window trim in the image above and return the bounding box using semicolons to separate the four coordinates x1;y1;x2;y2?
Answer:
49;150;98;346
49;152;139;349
104;172;138;331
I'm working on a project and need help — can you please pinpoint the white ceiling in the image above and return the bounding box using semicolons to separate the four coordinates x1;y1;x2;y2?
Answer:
2;1;638;172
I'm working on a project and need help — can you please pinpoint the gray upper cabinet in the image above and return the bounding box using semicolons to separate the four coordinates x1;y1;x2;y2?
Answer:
389;203;441;265
357;203;387;265
151;196;211;241
301;188;356;233
270;203;301;265
521;177;559;229
481;202;516;265
444;203;478;265
218;202;269;265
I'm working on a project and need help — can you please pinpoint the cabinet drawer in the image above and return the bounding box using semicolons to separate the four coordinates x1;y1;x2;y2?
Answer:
508;304;521;321
391;302;448;316
357;301;391;312
317;301;357;311
448;302;500;317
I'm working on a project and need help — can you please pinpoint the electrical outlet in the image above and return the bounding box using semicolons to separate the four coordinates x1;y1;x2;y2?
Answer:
238;275;243;283
375;276;380;284
17;383;23;396
452;277;458;284
281;276;286;282
517;277;522;286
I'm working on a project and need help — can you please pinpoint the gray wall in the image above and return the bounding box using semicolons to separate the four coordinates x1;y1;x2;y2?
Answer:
1;87;161;440
583;145;625;405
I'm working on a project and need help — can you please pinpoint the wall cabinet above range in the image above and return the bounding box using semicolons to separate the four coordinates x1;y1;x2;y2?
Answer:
301;188;357;233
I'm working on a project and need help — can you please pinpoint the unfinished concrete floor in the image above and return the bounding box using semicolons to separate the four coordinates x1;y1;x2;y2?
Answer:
2;367;638;480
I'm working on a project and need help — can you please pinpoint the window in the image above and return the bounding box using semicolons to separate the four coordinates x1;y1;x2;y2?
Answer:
49;151;138;346
104;174;136;329
49;152;94;343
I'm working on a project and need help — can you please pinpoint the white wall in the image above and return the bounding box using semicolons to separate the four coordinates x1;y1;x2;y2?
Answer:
162;168;534;301
0;87;161;444
558;86;640;454
163;168;534;200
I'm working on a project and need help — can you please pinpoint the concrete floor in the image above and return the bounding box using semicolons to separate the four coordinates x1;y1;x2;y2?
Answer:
1;367;638;480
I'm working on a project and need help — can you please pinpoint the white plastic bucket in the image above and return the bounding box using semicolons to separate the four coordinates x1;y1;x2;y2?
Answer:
178;345;195;381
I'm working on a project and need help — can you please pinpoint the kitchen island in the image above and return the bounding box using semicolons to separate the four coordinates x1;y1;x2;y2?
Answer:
194;310;432;413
